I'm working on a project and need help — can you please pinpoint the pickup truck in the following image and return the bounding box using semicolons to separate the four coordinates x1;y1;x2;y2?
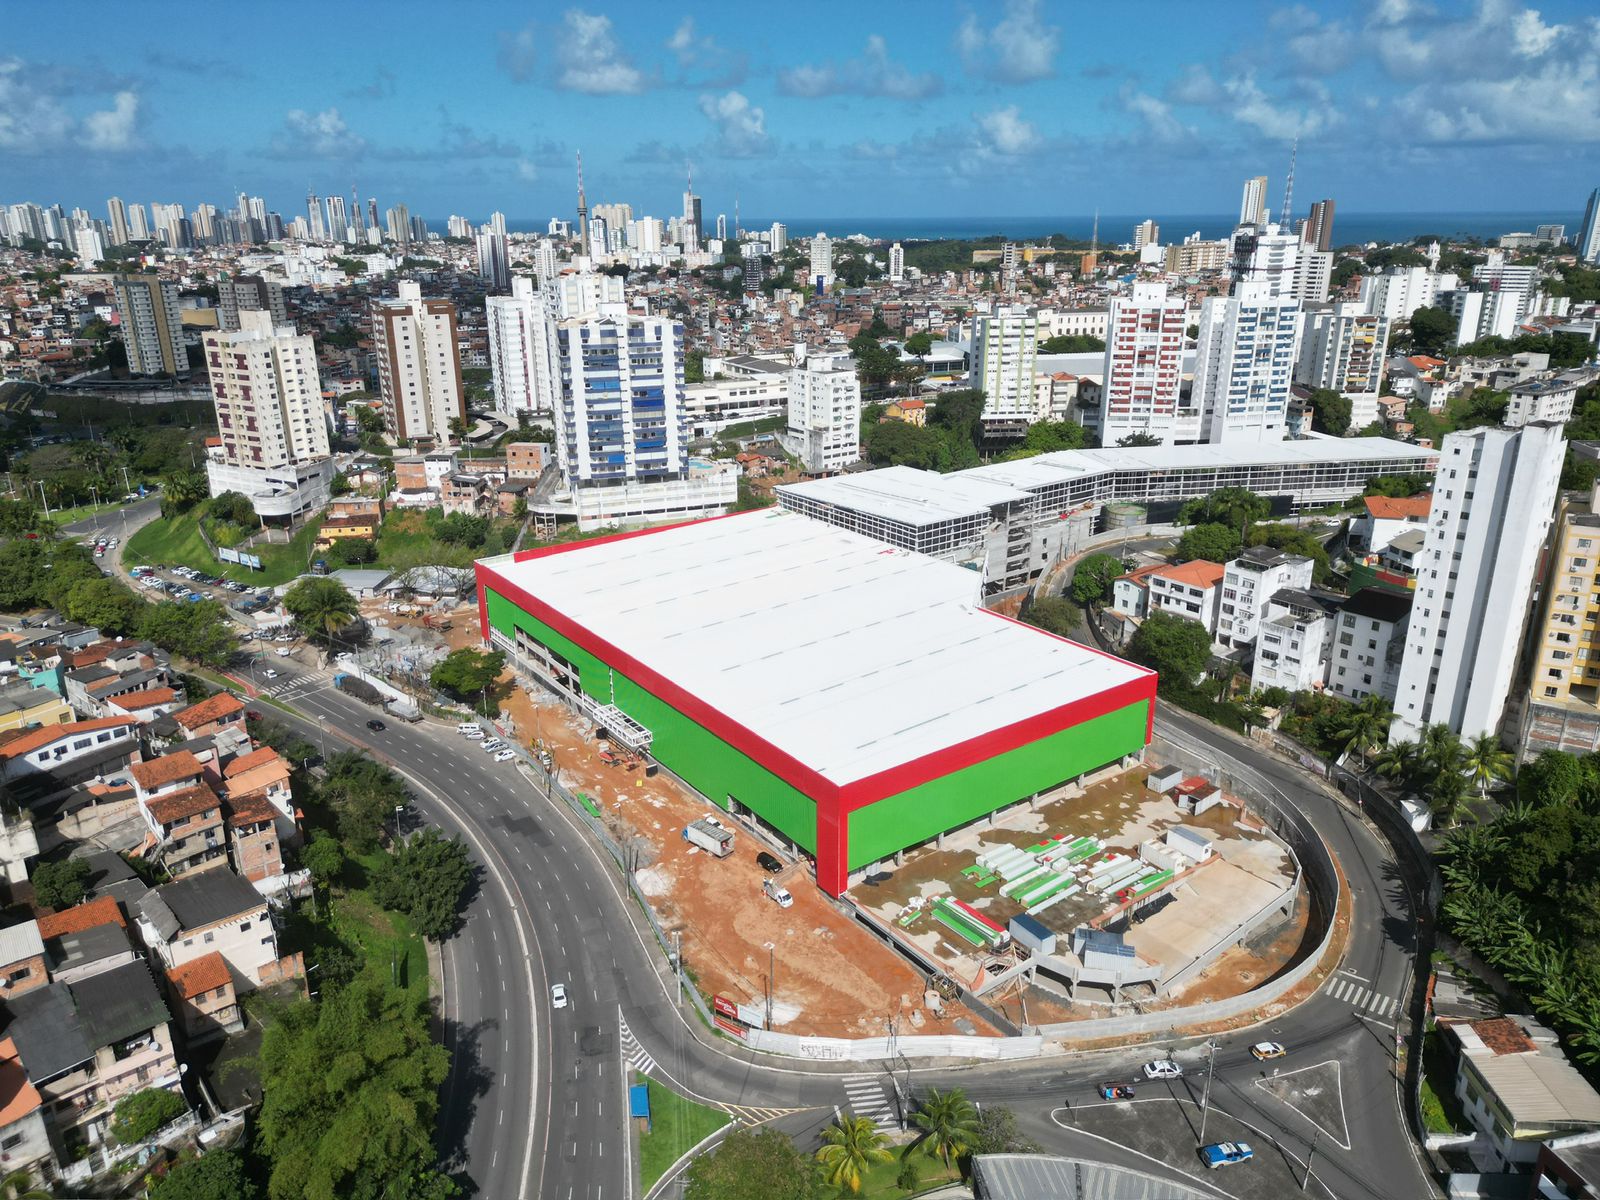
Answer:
1200;1142;1254;1169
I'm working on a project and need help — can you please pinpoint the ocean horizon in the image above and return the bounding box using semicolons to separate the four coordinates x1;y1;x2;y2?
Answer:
476;210;1582;247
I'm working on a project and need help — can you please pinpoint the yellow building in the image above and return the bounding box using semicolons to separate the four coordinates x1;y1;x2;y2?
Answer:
1523;487;1600;757
882;399;927;427
0;684;73;735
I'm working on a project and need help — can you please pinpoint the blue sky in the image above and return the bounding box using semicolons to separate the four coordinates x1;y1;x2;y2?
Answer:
2;0;1596;223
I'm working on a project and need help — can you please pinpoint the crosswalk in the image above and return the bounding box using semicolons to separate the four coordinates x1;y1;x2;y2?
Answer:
619;1014;657;1079
716;1103;794;1125
841;1075;896;1131
264;678;318;701
1324;975;1401;1018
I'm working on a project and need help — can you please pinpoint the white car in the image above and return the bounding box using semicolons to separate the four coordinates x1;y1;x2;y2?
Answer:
275;647;292;658
463;728;485;741
263;669;280;680
493;749;516;763
481;739;504;752
551;983;568;1010
1143;1060;1183;1080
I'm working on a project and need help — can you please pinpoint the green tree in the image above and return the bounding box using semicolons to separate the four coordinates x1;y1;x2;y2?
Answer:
63;577;142;634
111;1087;187;1143
158;469;207;517
255;979;451;1200
685;351;705;384
1023;596;1080;637
31;858;91;909
208;491;256;525
139;600;237;667
1332;694;1392;767
319;752;410;855
327;537;377;566
971;1104;1043;1155
433;512;490;547
1127;612;1212;689
861;420;946;470
284;578;359;649
1248;523;1332;584
1178;487;1270;530
1038;333;1105;353
148;1150;259;1200
1175;522;1241;563
1000;419;1088;461
1116;432;1163;447
1463;733;1515;801
1374;740;1421;793
685;1128;823;1200
1364;473;1432;498
1309;388;1353;436
0;539;47;609
447;417;470;443
371;828;474;941
1070;553;1123;606
1518;750;1592;809
816;1114;892;1195
910;1087;979;1168
430;648;506;711
903;331;934;358
1406;306;1456;358
301;834;346;889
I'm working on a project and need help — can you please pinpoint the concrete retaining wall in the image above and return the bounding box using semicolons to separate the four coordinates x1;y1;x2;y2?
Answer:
742;1029;1046;1061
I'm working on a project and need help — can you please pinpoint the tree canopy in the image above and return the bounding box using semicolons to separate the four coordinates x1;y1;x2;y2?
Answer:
685;1128;824;1200
1405;306;1456;358
319;752;410;855
1177;487;1271;530
139;600;238;667
33;858;91;909
429;648;505;708
371;828;474;942
998;420;1089;461
148;1149;259;1200
284;578;359;647
1070;553;1123;605
1038;333;1105;354
1364;473;1433;498
1308;388;1353;436
1175;522;1240;564
112;1087;188;1143
1127;611;1211;689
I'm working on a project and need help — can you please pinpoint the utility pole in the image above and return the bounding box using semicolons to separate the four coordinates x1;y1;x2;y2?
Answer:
35;480;50;518
1301;1127;1320;1190
1198;1038;1218;1143
766;945;775;1031
671;931;682;1006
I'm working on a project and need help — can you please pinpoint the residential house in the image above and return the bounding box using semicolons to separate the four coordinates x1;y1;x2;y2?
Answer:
496;480;530;516
1377;529;1426;582
221;746;295;830
64;666;176;719
505;441;548;479
441;473;492;516
1;961;179;1144
224;794;284;886
1441;1016;1600;1167
1534;1129;1600;1200
105;687;184;724
135;871;283;990
35;897;138;985
0;921;48;999
163;951;241;1042
1144;561;1226;637
128;750;206;801
881;399;927;427
139;784;227;878
1216;547;1316;653
0;807;38;888
0;682;72;734
1350;494;1432;554
0;718;142;810
1328;589;1414;704
1250;588;1344;694
1112;564;1163;621
0;1037;53;1187
169;693;247;750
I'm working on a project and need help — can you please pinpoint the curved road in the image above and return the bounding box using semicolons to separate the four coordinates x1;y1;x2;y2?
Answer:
255;673;1436;1200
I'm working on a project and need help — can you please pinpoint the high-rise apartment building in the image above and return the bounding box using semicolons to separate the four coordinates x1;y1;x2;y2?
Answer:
555;271;625;319
476;227;510;292
114;275;187;376
306;193;326;242
888;242;905;282
1294;250;1332;304
969;304;1040;436
715;213;727;241
385;204;411;248
106;197;130;247
1390;422;1566;745
371;281;464;443
486;277;560;416
533;239;560;290
127;203;149;240
1522;484;1600;756
742;242;764;292
1239;176;1269;227
1579;188;1600;265
786;350;862;474
809;234;833;292
73;223;105;268
682;189;702;251
490;211;506;238
1303;199;1336;252
1098;282;1189;445
769;222;787;254
1132;219;1159;250
1192;281;1302;444
327;195;348;242
1359;267;1460;322
217;274;289;332
1295;303;1391;431
1233;226;1300;298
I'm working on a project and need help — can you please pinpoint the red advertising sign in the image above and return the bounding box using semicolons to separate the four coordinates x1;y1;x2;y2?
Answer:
713;994;739;1020
714;1015;748;1039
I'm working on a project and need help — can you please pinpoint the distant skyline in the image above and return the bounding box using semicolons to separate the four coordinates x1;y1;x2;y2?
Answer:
2;0;1597;221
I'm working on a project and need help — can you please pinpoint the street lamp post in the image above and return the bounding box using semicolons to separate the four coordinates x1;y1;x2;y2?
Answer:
392;803;405;846
1198;1038;1218;1143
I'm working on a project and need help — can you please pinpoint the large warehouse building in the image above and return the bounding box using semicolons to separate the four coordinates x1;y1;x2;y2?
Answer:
475;509;1156;896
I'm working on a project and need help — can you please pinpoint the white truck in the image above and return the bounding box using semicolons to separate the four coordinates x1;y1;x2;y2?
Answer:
682;818;733;857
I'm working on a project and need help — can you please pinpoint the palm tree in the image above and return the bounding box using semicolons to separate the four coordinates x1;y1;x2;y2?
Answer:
283;577;359;655
1333;694;1392;767
816;1113;891;1195
158;467;207;517
911;1087;980;1169
1462;733;1514;802
1374;740;1420;792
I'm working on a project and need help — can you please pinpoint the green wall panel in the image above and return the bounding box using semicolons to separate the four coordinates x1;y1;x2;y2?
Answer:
486;590;819;852
846;702;1149;870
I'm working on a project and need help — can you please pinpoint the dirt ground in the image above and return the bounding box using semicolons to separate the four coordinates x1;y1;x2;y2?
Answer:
492;683;996;1039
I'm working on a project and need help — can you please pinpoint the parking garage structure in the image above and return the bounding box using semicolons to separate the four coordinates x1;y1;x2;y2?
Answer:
474;509;1156;897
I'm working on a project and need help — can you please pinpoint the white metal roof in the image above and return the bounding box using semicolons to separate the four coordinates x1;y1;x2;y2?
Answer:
778;464;1032;526
481;510;1148;786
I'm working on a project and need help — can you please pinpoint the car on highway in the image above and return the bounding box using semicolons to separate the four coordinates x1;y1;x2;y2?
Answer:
1142;1060;1183;1080
366;719;386;732
1200;1142;1254;1169
551;983;568;1010
756;850;783;874
263;669;280;680
1099;1083;1136;1100
1249;1041;1287;1061
493;749;516;762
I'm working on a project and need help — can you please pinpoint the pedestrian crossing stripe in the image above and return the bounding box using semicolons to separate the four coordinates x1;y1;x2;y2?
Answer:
1324;976;1400;1017
618;1014;657;1079
840;1075;895;1132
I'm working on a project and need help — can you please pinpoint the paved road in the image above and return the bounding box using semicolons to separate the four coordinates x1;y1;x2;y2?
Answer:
258;676;1435;1200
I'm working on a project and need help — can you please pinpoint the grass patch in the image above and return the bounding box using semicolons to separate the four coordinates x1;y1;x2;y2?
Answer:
637;1079;730;1194
1420;1029;1470;1135
848;1146;964;1199
716;415;786;441
125;510;322;586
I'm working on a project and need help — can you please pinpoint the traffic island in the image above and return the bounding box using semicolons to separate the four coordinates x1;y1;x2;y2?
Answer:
636;1077;730;1196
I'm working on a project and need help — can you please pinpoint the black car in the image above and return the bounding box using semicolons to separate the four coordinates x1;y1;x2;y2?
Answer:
366;719;386;732
756;851;783;874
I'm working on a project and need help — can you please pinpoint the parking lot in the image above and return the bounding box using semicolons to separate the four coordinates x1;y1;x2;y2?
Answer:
128;563;272;609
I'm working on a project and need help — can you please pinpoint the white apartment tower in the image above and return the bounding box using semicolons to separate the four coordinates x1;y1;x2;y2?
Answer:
1390;422;1567;745
810;234;834;292
533;239;560;290
1580;188;1600;265
1098;282;1189;445
786;349;862;474
769;222;787;254
1133;219;1159;250
486;277;560;416
1239;176;1269;227
476;227;510;292
371;281;465;444
888;242;905;282
1295;303;1392;431
1360;267;1460;322
970;304;1040;435
1192;282;1302;444
555;271;625;319
204;310;328;469
114;275;187;376
106;197;129;247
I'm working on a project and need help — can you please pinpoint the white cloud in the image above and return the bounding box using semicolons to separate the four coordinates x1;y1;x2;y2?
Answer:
777;35;942;100
697;90;768;156
956;0;1059;83
0;58;73;151
517;159;539;182
497;24;538;82
80;91;140;151
556;11;646;94
1167;64;1224;106
1120;89;1193;143
1268;5;1356;73
975;105;1038;155
270;107;366;158
667;17;698;63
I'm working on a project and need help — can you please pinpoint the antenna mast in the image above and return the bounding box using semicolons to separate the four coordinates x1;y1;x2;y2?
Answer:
1090;209;1099;254
576;150;588;245
1280;137;1298;229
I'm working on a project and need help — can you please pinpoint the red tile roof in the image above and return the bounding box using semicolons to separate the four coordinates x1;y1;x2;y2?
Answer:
0;717;139;761
113;687;180;711
129;750;203;791
145;782;221;827
1363;495;1432;520
1467;1017;1539;1056
166;951;232;1000
1151;560;1226;589
173;692;245;730
36;895;126;939
223;746;281;778
226;793;280;828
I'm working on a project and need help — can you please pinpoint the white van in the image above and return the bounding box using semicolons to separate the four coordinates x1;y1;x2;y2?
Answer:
457;723;480;734
762;879;793;908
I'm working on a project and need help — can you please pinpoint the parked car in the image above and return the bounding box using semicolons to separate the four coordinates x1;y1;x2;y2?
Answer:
493;749;516;762
366;719;386;732
1143;1060;1183;1080
551;983;569;1010
1201;1142;1254;1169
463;728;485;741
457;723;480;734
481;739;504;752
756;851;783;874
1099;1084;1136;1100
762;879;793;908
1249;1042;1286;1062
275;648;292;658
